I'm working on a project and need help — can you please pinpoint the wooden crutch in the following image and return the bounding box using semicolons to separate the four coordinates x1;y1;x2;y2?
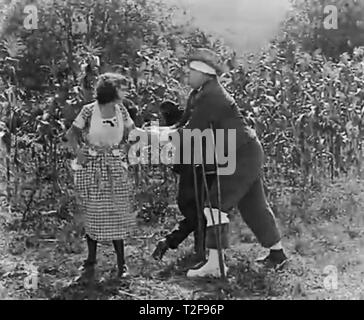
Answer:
192;163;206;263
200;122;226;280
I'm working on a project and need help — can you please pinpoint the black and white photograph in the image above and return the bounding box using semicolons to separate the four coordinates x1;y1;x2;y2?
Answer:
0;0;363;305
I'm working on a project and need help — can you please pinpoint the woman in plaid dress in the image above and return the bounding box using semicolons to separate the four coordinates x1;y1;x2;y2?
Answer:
66;73;138;280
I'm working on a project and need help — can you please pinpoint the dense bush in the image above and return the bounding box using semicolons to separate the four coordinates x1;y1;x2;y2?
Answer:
0;0;214;221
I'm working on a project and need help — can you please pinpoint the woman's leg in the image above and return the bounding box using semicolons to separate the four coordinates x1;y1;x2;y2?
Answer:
85;234;97;265
113;239;129;277
77;234;97;282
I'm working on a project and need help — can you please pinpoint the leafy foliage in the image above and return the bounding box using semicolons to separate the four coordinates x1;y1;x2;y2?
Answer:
0;0;364;302
286;0;364;59
0;0;362;226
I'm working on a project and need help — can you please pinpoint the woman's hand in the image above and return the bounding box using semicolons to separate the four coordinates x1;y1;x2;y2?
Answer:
128;126;178;147
75;147;88;166
127;127;145;144
148;126;178;145
70;148;87;171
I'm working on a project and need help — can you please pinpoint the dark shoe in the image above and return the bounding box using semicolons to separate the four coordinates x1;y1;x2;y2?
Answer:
255;249;288;270
152;239;169;261
189;259;207;271
76;260;96;283
117;265;130;279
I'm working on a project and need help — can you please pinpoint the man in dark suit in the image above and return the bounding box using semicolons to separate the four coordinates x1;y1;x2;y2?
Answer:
153;49;288;277
153;89;208;260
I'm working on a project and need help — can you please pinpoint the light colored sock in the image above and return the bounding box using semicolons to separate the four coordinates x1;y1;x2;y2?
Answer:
270;241;283;251
187;249;228;278
200;249;222;269
209;249;219;265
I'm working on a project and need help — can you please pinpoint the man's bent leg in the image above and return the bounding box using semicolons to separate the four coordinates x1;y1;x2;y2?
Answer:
152;202;198;260
238;178;287;267
165;207;199;249
165;168;214;250
152;168;200;260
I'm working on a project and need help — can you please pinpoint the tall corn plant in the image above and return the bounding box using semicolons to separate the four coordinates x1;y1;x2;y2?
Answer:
0;36;25;209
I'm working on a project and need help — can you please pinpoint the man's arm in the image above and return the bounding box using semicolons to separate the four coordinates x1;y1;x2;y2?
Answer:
173;89;199;128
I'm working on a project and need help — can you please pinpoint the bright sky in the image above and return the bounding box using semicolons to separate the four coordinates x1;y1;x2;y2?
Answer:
168;0;292;53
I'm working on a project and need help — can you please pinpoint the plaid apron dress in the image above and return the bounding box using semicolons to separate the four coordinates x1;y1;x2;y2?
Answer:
72;102;136;241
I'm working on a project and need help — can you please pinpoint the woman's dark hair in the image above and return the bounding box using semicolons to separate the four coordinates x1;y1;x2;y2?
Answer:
96;72;129;105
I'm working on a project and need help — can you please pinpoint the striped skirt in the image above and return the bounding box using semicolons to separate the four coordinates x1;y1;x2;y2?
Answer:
73;146;136;241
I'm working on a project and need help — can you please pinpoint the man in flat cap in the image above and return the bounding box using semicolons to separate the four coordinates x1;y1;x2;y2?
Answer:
153;48;288;277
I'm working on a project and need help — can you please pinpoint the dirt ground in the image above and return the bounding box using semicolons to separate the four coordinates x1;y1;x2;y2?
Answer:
1;179;364;300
